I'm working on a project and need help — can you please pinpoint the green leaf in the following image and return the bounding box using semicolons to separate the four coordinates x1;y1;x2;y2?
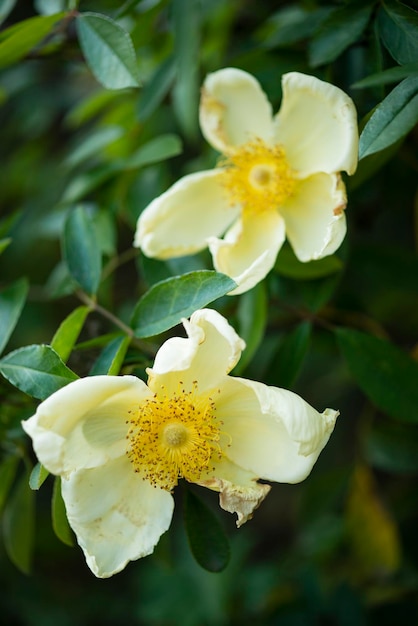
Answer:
335;328;418;423
0;455;19;512
172;0;200;139
0;277;29;356
309;3;373;67
138;56;176;121
131;270;236;338
235;282;267;374
275;245;343;280
352;61;418;89
349;137;404;190
2;472;35;574
51;305;90;362
0;237;11;255
267;322;312;388
359;76;418;158
34;0;66;16
62;205;102;295
0;345;78;400
124;134;182;170
60;163;118;205
0;12;66;69
29;462;50;490
378;0;418;65
259;5;332;48
0;0;16;26
65;125;125;169
184;489;230;573
89;335;130;375
76;12;140;90
366;421;418;474
52;477;74;546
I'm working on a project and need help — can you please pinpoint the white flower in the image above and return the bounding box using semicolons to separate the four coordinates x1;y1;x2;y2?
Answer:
134;68;358;294
23;309;338;578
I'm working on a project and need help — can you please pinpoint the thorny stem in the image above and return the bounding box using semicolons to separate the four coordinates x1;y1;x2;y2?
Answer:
76;291;156;356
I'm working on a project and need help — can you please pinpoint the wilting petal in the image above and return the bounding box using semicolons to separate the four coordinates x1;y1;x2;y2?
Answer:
22;376;150;477
199;457;271;528
280;172;347;262
62;456;174;578
148;308;245;394
275;72;358;177
209;210;285;295
134;170;239;258
200;68;275;153
217;377;338;484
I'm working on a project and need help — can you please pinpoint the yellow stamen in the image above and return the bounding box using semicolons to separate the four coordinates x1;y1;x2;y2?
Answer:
126;382;222;491
218;138;295;214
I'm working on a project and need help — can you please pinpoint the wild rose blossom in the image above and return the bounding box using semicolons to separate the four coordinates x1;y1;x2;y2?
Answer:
134;68;358;294
23;309;338;577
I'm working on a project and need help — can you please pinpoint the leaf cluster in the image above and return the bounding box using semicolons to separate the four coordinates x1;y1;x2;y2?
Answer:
0;0;417;624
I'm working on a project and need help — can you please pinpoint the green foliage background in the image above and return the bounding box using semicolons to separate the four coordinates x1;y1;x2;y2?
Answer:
0;0;418;623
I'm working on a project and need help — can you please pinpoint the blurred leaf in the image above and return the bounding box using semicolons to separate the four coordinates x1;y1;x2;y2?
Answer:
235;282;267;373
0;0;16;26
131;271;236;338
0;12;66;69
366;421;418;474
60;163;119;204
336;328;418;423
65;125;125;169
76;12;140;90
259;5;331;48
0;345;78;400
125;134;182;169
309;2;373;67
52;477;74;547
89;335;130;375
0;455;19;512
35;0;66;15
51;305;90;362
75;332;121;350
172;0;200;140
352;61;418;88
275;245;343;280
184;489;230;572
29;462;49;490
138;56;176;121
0;277;29;356
346;465;401;577
62;205;102;296
267;321;311;388
2;471;35;575
378;0;418;65
359;76;418;158
0;237;11;254
349;137;404;189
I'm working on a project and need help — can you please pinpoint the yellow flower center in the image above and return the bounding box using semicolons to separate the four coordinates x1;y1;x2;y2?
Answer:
126;382;222;491
218;138;295;214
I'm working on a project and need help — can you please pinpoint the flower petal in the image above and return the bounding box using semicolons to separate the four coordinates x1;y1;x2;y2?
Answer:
198;457;271;528
22;376;151;477
280;173;347;261
208;210;285;295
217;377;338;484
134;170;239;259
148;308;245;394
62;456;174;578
275;72;358;176
200;68;275;153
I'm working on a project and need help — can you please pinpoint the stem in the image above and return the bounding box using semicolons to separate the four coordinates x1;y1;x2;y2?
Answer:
76;291;156;355
101;247;140;281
